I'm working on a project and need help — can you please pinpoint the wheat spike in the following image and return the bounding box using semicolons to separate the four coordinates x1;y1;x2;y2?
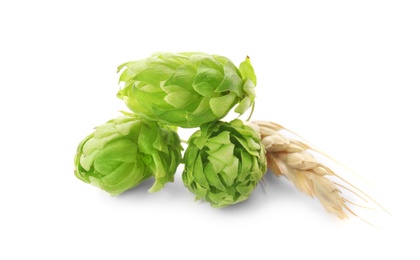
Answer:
247;120;365;219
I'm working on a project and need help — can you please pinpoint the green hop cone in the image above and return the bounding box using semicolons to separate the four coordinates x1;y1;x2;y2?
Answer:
182;119;267;207
74;113;182;195
117;52;257;128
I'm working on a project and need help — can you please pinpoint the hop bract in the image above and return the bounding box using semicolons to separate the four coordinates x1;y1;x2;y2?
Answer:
74;113;182;195
117;52;257;128
182;119;267;207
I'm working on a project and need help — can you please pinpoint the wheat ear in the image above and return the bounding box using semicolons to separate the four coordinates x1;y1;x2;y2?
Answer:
246;120;368;219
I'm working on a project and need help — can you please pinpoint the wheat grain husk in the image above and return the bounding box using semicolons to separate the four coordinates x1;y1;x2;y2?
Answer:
247;120;364;219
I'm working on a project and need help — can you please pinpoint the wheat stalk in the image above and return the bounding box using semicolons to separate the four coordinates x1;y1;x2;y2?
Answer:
246;120;369;219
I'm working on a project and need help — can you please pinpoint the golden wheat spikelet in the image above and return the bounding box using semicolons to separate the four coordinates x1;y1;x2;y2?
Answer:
246;120;375;219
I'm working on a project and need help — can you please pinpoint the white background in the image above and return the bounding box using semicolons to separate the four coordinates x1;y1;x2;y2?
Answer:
1;0;419;259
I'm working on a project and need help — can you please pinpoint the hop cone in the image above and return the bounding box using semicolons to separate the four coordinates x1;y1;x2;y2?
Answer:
182;119;267;207
117;52;257;128
74;113;182;195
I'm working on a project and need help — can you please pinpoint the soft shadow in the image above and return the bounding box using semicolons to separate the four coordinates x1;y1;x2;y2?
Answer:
117;178;156;198
111;170;341;222
217;171;337;221
115;173;192;204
